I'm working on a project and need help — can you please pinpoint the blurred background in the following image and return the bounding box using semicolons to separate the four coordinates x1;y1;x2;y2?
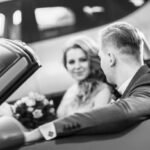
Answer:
0;0;149;102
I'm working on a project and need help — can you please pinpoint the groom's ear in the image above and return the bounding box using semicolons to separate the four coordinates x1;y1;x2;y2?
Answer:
107;52;116;67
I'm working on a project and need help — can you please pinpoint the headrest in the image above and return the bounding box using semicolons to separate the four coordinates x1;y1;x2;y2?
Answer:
0;38;41;104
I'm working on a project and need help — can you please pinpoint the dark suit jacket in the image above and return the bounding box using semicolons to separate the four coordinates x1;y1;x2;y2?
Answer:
53;65;150;137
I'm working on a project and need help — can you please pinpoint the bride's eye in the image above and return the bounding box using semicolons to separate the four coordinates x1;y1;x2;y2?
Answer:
68;59;75;64
79;57;88;62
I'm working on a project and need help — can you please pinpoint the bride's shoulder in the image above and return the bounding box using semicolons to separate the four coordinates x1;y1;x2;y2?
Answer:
96;81;112;92
69;83;79;92
64;84;78;98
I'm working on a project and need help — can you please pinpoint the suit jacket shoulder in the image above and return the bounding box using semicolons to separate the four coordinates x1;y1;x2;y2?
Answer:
122;65;150;98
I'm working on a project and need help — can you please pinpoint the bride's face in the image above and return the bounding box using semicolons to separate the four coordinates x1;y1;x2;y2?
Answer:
66;48;90;82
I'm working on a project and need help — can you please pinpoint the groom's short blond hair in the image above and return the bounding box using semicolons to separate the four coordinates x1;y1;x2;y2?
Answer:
100;22;143;62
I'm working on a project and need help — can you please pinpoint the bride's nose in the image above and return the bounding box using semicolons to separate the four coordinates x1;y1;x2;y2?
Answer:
74;61;81;69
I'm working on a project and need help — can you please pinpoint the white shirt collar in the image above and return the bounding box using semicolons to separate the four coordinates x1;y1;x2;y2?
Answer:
118;76;133;95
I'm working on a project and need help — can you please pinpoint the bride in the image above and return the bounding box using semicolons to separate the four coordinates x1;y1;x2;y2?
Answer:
56;36;113;118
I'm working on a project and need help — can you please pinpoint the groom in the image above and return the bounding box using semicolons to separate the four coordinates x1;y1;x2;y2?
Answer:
25;22;150;142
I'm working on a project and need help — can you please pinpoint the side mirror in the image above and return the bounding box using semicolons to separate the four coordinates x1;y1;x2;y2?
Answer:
0;116;25;150
0;38;41;104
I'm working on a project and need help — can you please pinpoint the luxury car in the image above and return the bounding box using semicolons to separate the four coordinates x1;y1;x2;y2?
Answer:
0;0;150;150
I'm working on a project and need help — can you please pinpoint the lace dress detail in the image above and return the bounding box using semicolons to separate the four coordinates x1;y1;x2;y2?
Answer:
73;79;101;108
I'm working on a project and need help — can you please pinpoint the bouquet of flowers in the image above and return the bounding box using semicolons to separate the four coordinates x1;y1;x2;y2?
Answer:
13;92;56;129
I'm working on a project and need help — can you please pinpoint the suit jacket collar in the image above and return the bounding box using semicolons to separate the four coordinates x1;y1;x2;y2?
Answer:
121;65;150;98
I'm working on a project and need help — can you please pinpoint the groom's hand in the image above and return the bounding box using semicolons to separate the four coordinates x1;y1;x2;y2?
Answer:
0;102;14;116
23;128;44;144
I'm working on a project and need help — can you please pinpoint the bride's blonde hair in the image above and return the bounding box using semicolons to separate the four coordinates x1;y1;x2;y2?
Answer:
63;36;105;81
62;36;107;104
